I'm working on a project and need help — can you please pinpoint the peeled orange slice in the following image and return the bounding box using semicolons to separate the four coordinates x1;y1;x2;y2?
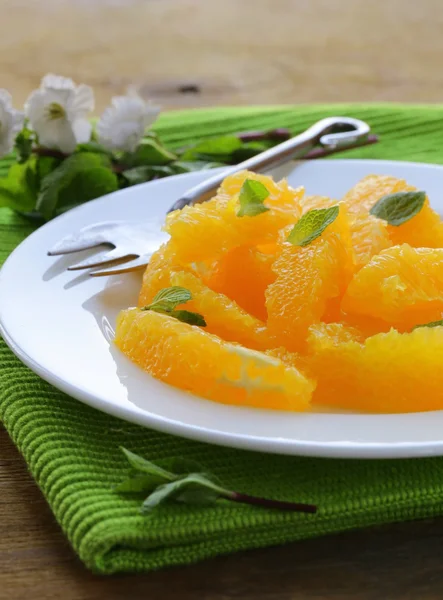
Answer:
115;308;314;411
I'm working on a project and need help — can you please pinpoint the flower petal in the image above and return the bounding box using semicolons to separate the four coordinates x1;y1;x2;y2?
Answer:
70;84;95;117
41;73;75;91
71;118;92;146
97;94;160;152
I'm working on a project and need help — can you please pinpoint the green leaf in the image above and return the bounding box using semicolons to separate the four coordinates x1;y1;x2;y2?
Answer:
237;178;270;217
120;447;175;481
287;205;340;246
412;319;443;331
141;473;227;513
75;141;114;157
179;135;242;162
370;191;426;226
123;138;177;167
0;160;38;212
143;286;192;312
114;474;169;494
171;160;224;173
36;152;118;220
140;286;207;327
14;127;34;163
169;309;207;327
122;165;174;186
231;141;271;163
160;457;210;475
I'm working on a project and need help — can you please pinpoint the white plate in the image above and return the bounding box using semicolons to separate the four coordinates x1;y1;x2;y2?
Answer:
2;158;443;459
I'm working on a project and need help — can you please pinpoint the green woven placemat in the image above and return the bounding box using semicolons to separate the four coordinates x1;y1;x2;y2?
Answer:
3;103;443;574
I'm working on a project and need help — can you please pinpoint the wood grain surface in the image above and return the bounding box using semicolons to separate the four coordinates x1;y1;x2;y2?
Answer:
3;0;443;598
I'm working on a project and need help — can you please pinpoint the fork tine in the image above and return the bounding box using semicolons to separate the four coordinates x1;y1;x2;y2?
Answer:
89;254;151;277
67;248;136;271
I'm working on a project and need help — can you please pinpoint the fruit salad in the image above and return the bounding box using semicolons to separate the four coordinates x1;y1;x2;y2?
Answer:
115;170;443;413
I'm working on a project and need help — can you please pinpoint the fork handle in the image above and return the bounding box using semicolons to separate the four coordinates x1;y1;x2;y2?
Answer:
168;116;370;212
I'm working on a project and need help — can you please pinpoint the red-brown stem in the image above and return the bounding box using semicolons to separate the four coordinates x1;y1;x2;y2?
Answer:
225;491;317;513
32;147;68;159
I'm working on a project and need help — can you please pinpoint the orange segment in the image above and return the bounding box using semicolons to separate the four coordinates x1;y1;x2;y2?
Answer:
349;213;392;269
387;197;443;248
203;245;276;320
169;271;272;350
219;170;304;212
164;170;303;263
138;243;184;307
115;309;315;411
342;244;443;329
342;174;443;248
306;322;443;413
265;203;355;351
342;174;416;214
139;262;271;351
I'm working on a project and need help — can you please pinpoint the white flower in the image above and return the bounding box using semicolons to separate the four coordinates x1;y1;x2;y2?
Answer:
24;74;94;153
97;94;160;153
0;90;24;157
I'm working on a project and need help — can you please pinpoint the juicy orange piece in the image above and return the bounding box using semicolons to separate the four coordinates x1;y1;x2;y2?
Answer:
203;245;276;320
342;174;416;214
138;243;184;307
387;197;443;248
219;170;303;212
265;203;355;351
139;265;271;351
307;322;443;413
164;170;303;263
343;174;443;248
349;212;392;269
115;309;314;411
300;195;336;213
342;244;443;329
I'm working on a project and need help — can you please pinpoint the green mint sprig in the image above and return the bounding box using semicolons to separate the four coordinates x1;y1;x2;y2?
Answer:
1;126;291;222
370;191;426;226
237;179;270;217
141;286;206;327
287;205;339;246
116;447;318;514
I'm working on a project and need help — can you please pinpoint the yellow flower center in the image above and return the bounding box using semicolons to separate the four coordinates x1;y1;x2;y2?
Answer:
47;102;66;120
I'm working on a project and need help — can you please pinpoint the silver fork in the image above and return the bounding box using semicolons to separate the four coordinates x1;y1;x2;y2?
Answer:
47;116;372;276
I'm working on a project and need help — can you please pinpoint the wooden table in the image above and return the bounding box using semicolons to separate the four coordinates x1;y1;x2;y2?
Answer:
2;0;443;597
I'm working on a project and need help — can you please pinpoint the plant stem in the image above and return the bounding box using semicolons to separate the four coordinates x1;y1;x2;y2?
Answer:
224;490;317;513
32;147;68;159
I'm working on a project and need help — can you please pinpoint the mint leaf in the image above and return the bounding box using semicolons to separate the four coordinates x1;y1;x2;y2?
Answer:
412;319;443;331
144;286;192;312
237;179;270;217
141;473;227;513
140;286;206;326
287;205;339;246
170;309;207;327
122;165;174;186
171;160;224;173
75;141;114;157
114;474;169;494
36;152;118;220
0;160;38;213
14;127;34;163
370;191;426;226
123;138;176;167
120;447;175;481
116;449;317;514
180;135;243;162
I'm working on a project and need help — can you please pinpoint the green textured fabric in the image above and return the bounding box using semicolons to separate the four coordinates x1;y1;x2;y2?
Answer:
3;103;443;574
